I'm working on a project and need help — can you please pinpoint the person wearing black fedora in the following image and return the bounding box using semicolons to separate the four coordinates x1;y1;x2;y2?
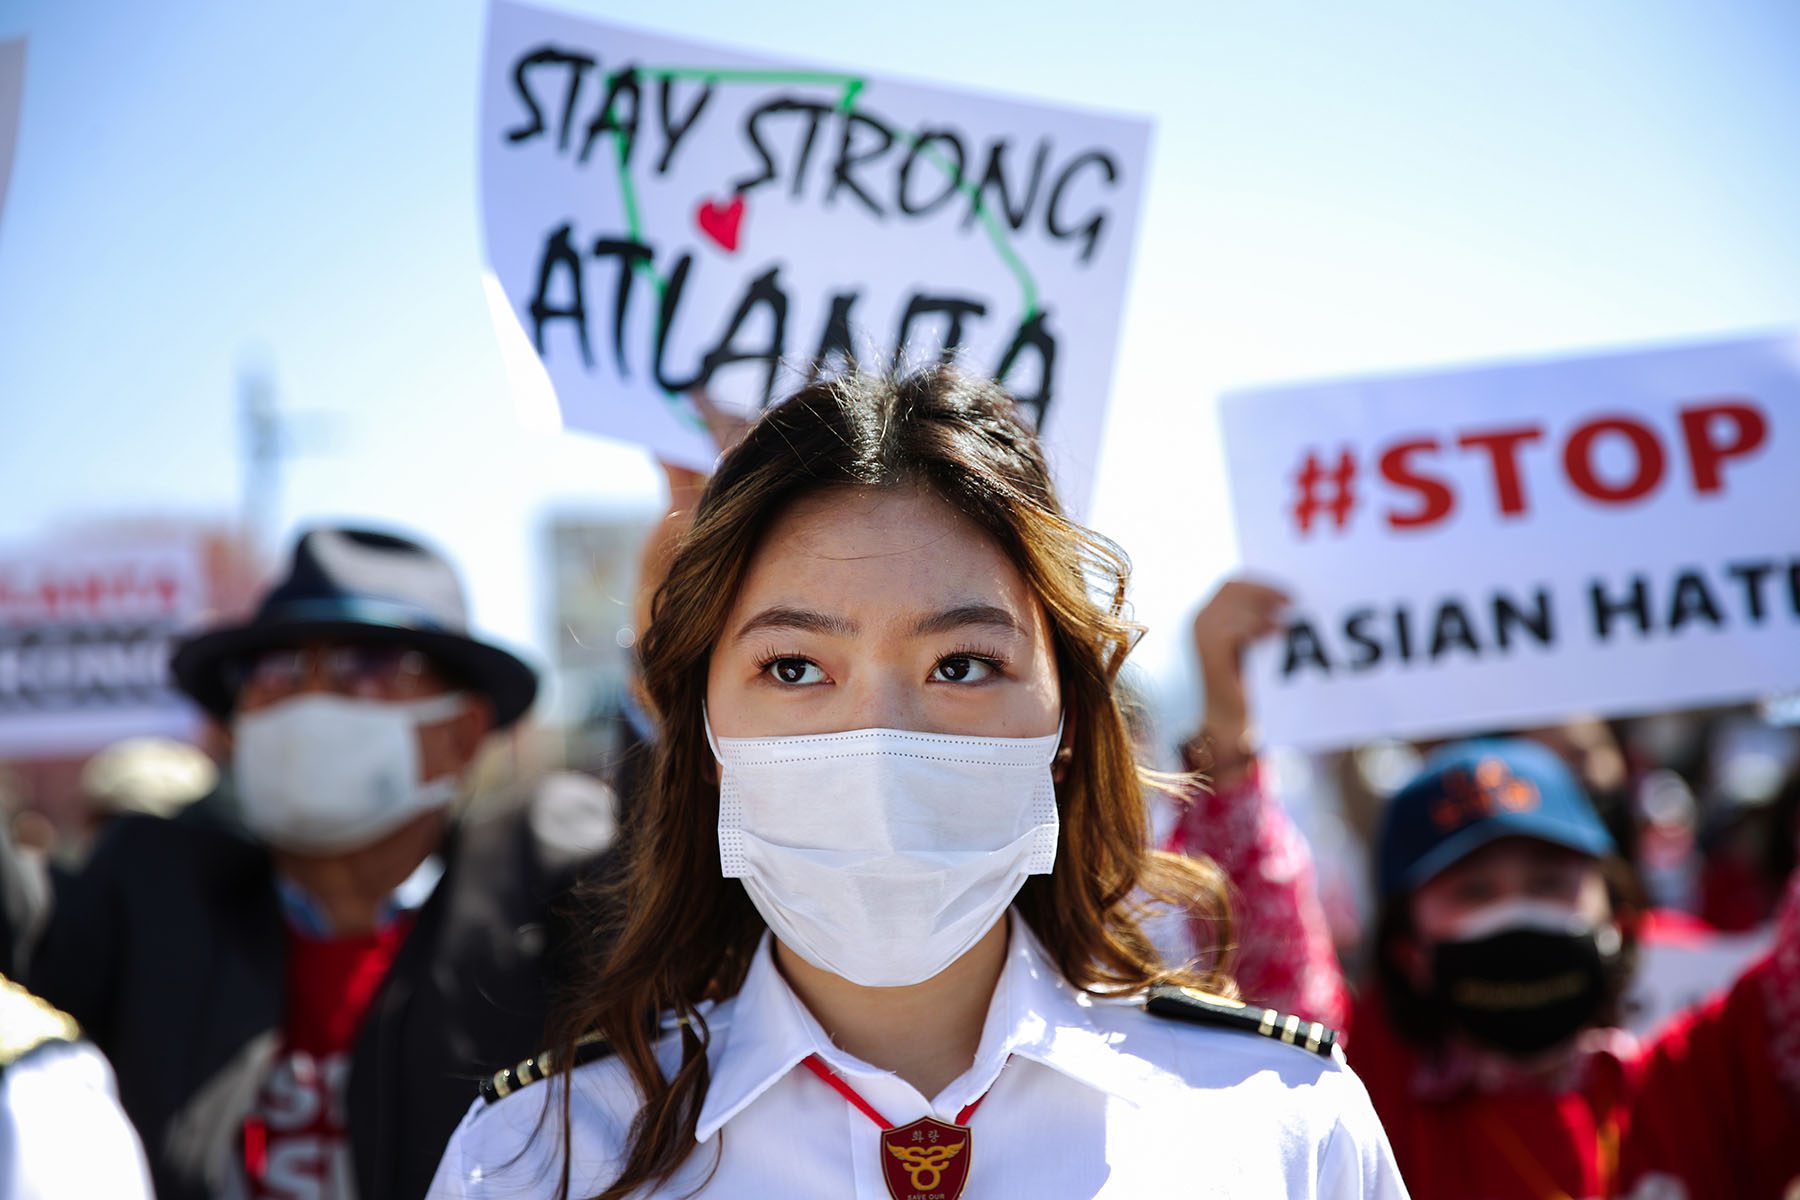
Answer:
23;527;618;1200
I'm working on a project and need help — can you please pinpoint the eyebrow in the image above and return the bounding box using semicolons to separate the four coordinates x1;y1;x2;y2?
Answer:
730;603;1021;644
732;606;859;643
911;604;1021;638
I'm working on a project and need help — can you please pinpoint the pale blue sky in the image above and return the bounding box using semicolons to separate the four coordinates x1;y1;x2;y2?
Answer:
2;0;1797;734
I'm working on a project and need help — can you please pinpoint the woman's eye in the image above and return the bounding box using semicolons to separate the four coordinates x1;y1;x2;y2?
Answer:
1452;879;1498;907
932;655;995;684
765;657;824;686
1528;870;1579;899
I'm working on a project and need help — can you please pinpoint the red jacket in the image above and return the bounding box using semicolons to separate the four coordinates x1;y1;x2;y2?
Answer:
1166;760;1645;1199
1347;988;1641;1200
1618;955;1800;1199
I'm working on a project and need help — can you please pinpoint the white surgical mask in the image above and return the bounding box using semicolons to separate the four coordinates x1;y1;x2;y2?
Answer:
233;693;467;854
709;717;1062;987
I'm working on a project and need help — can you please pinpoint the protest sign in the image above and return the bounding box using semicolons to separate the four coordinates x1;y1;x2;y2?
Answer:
480;2;1152;512
1219;333;1800;750
1623;923;1771;1037
0;544;206;755
0;39;23;232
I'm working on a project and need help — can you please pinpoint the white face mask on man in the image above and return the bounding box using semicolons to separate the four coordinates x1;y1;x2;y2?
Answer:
709;716;1062;988
232;693;468;854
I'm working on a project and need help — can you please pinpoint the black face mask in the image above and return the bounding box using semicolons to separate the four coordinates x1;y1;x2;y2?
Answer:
1428;924;1613;1057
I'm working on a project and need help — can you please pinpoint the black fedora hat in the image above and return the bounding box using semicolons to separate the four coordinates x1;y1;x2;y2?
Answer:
171;527;538;728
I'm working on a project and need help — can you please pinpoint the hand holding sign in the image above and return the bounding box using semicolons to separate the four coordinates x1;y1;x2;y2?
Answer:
1189;578;1289;779
637;389;755;644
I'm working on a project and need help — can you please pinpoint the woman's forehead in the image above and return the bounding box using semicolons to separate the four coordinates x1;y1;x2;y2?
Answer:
730;486;1038;624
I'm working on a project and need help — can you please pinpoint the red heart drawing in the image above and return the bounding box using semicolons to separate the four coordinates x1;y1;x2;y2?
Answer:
695;194;746;253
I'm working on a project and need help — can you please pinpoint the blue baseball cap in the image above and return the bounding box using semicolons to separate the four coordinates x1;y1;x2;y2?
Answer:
1377;738;1617;900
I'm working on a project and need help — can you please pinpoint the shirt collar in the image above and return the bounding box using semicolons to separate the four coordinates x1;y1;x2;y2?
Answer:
275;853;444;936
968;916;1166;1110
693;915;1161;1142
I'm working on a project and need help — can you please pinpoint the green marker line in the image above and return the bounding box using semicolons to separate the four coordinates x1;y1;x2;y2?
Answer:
599;91;699;427
587;64;1046;416
646;66;861;89
888;127;1041;319
612;124;644;242
609;137;663;300
626;64;1037;315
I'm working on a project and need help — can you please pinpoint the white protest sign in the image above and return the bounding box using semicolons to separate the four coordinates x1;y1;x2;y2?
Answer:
1220;333;1800;750
0;544;206;755
1622;924;1771;1037
480;2;1152;512
0;39;23;232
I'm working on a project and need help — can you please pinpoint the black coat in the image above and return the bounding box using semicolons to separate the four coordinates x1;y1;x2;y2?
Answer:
26;781;616;1200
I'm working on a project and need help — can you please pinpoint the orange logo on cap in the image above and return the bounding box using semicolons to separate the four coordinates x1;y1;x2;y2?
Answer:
1430;758;1541;832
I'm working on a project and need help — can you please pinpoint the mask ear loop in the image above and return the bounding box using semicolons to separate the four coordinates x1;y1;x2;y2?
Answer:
706;703;748;876
701;702;724;763
410;691;477;811
1051;711;1071;781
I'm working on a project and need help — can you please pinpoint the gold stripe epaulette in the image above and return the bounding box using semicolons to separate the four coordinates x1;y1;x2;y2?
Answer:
0;974;81;1068
1144;984;1338;1058
481;1032;614;1104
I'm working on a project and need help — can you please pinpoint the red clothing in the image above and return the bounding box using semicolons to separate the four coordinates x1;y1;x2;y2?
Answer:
243;918;414;1200
1618;956;1800;1199
1169;757;1649;1199
1636;908;1715;942
1164;762;1350;1029
1698;856;1781;933
1619;872;1800;1200
1348;988;1640;1200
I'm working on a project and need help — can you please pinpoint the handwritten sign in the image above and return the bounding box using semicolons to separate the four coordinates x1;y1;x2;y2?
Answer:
1220;333;1800;750
0;544;206;755
480;3;1152;512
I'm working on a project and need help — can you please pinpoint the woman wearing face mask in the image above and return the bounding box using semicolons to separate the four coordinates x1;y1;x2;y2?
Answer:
1169;580;1643;1200
1352;739;1642;1200
426;369;1407;1200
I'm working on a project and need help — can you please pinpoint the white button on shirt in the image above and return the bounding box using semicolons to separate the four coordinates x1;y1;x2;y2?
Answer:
428;918;1409;1198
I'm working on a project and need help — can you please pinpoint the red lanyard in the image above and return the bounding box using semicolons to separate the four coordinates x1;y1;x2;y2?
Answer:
800;1053;996;1127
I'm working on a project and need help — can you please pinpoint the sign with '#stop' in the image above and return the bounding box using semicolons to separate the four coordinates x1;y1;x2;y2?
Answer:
1220;333;1800;750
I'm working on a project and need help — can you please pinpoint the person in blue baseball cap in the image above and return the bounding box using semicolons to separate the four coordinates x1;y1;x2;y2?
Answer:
1354;735;1645;1199
1375;738;1629;1054
1165;577;1664;1199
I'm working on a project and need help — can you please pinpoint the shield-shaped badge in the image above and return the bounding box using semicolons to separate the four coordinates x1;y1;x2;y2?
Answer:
880;1115;972;1200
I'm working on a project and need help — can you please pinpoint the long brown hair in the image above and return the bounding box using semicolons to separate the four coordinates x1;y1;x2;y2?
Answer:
547;367;1233;1199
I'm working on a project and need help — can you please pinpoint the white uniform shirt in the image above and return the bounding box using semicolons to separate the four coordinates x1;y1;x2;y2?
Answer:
0;1038;155;1200
428;921;1409;1198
